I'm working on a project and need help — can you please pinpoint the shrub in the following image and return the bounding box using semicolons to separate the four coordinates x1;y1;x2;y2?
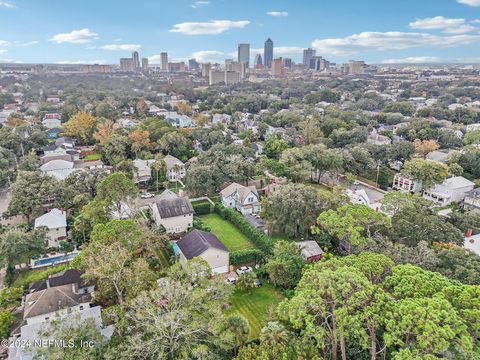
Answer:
230;249;265;265
192;201;212;215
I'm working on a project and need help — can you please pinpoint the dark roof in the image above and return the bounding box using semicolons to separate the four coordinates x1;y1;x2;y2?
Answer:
28;269;93;293
176;229;228;259
467;188;480;197
156;197;194;218
42;143;58;152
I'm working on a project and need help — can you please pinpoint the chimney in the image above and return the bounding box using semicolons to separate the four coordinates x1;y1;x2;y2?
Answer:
466;228;473;238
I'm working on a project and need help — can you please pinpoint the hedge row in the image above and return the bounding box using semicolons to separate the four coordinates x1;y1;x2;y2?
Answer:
230;249;265;265
214;204;274;254
192;201;212;215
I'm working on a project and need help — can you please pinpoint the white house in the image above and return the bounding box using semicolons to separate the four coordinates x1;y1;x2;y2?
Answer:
176;229;229;274
422;176;475;206
464;188;480;213
392;174;422;193
40;159;75;181
34;208;67;248
465;233;480;257
220;182;261;215
133;159;155;184
150;196;194;234
345;189;381;211
163;155;185;182
41;117;61;129
466;123;480;132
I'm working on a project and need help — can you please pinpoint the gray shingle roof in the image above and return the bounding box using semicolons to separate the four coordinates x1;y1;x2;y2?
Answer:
176;229;228;259
156;197;194;218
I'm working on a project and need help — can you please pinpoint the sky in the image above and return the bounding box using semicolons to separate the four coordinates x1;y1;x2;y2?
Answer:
1;0;480;65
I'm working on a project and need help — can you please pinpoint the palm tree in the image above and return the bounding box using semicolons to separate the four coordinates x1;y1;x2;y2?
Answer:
173;163;181;192
151;157;167;193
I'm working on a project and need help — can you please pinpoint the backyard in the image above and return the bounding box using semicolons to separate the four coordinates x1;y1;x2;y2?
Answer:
226;283;285;339
12;264;68;289
200;213;255;252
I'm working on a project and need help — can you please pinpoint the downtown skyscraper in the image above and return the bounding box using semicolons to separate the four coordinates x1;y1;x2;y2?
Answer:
237;43;250;68
264;38;273;68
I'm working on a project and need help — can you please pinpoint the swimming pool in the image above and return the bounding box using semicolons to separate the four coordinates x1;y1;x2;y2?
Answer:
32;253;78;268
172;243;179;255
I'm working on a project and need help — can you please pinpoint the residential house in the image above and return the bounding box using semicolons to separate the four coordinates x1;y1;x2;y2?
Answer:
163;155;185;182
176;229;229;274
392;174;422;193
466;123;480;132
27;269;94;295
367;132;392;146
34;208;67;248
465;231;480;257
9;278;112;360
345;189;381;211
423;176;475;206
464;188;480;213
42;113;61;129
251;143;263;158
212;113;231;126
426;150;454;164
133;159;155;184
220;182;261;215
150;197;194;234
46;128;62;139
40;159;75;180
297;241;323;263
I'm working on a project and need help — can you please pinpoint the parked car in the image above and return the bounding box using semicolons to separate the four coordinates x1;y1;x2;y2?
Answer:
141;192;155;199
236;266;253;275
225;277;237;285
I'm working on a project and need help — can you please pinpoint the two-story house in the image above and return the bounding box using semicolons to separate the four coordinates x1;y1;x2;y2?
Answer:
163;155;186;182
34;208;67;248
220;182;261;215
392;173;422;193
150;196;194;234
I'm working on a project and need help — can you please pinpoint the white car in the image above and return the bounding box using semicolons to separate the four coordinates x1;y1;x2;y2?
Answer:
236;266;253;275
141;193;155;199
225;277;237;285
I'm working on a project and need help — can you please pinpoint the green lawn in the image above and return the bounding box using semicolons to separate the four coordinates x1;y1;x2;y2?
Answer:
83;153;101;161
12;264;68;289
199;213;255;252
226;283;285;339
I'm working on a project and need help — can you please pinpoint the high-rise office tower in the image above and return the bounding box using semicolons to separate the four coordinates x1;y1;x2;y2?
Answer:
188;58;200;70
283;58;292;68
201;63;212;77
254;54;263;68
160;52;168;71
120;58;135;72
349;60;366;74
141;57;148;70
237;43;250;68
264;38;273;68
272;57;284;76
132;51;140;69
303;48;316;67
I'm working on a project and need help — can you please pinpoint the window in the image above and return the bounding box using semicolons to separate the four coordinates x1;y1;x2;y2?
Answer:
80;306;84;310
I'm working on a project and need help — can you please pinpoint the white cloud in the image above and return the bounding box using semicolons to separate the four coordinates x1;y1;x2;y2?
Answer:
191;50;224;62
0;49;7;54
382;56;443;64
100;44;141;51
266;11;288;17
0;1;15;8
0;40;10;47
147;55;161;64
191;1;211;8
457;0;480;6
20;41;38;46
50;28;99;44
170;20;250;35
409;16;475;33
471;19;480;23
311;31;480;56
56;59;107;65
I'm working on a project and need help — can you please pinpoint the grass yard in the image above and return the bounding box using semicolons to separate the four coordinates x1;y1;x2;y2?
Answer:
200;213;255;252
226;283;285;339
83;153;101;161
12;264;68;289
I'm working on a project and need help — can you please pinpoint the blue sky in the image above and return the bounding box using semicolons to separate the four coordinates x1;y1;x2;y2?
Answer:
1;0;480;65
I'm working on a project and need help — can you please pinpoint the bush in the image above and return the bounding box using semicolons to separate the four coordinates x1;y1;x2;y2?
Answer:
192;201;212;215
215;204;274;254
230;249;265;265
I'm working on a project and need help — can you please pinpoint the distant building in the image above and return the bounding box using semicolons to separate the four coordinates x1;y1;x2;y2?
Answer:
141;57;149;70
82;64;112;73
201;63;212;77
283;58;292;68
264;38;273;68
209;69;224;85
160;52;168;71
188;58;199;70
225;70;241;84
132;51;140;69
349;60;366;74
34;208;67;248
168;62;186;72
237;43;250;68
393;174;422;193
254;54;263;68
303;48;316;67
272;58;284;76
120;58;134;72
297;241;323;263
423;176;475;206
464;188;480;213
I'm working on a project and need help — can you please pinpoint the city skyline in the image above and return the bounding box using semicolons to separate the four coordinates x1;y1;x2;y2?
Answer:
2;0;480;65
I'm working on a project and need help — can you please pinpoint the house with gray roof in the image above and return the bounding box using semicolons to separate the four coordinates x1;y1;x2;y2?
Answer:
149;197;194;234
220;182;261;215
176;229;229;274
34;208;67;248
